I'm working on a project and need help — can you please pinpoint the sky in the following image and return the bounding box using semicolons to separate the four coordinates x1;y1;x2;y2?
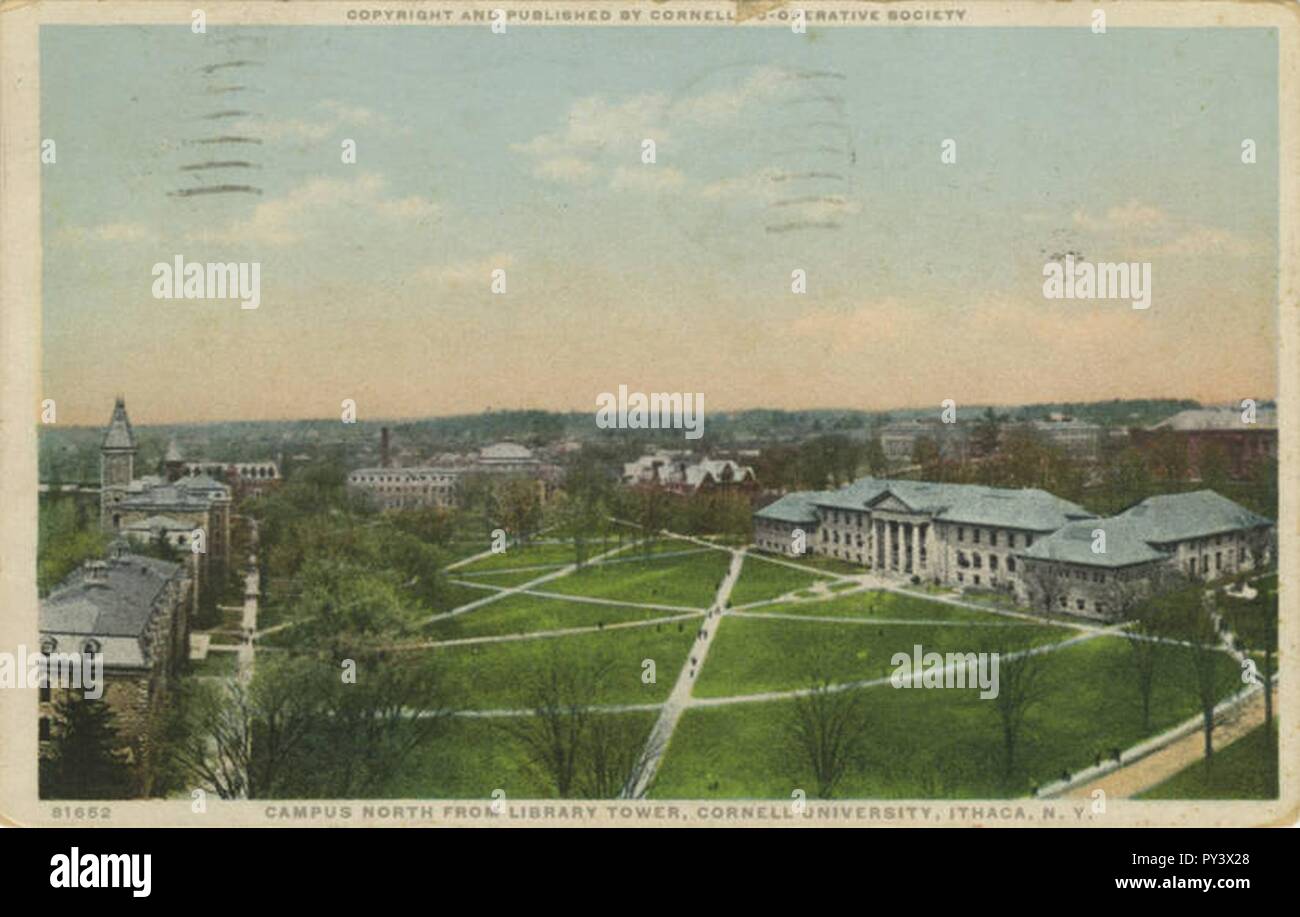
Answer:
41;24;1279;426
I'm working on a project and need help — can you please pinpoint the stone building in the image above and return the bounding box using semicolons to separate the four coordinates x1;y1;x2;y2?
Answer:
38;540;193;794
1020;490;1275;618
753;477;1273;619
98;398;232;597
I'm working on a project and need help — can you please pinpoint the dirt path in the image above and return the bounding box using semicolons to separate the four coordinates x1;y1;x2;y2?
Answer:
1065;685;1277;799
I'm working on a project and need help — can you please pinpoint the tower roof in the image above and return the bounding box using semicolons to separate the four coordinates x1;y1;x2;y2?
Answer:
102;396;137;452
164;437;183;462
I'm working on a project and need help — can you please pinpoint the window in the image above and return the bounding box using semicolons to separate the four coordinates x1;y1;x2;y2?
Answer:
973;529;981;544
1025;534;1034;547
958;528;965;542
973;575;981;586
973;553;982;569
990;555;999;571
1007;557;1016;573
1076;599;1085;611
990;531;999;547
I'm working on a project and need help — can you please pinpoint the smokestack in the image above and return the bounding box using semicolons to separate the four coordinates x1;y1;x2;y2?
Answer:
380;427;391;469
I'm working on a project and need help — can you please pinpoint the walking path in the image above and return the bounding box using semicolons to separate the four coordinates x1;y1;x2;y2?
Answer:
383;610;704;650
236;518;260;684
1064;684;1277;799
425;539;639;623
624;548;746;798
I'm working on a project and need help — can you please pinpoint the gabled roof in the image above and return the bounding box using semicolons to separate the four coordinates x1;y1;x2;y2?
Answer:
755;491;832;525
1019;518;1167;568
102;397;136;451
862;480;1094;531
1117;490;1272;543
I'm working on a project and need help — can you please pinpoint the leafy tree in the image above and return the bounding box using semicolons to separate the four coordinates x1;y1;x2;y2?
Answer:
40;694;135;799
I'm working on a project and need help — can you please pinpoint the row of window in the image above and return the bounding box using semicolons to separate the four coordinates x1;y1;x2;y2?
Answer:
955;527;1033;549
955;551;1017;574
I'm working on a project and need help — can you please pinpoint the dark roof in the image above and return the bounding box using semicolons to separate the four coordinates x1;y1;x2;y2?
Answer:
41;555;182;639
102;397;136;451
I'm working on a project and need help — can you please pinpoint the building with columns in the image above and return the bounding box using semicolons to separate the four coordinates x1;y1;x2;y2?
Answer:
753;476;1273;619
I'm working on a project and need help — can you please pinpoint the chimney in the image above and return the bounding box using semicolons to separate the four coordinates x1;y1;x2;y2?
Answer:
83;560;109;586
380;427;391;469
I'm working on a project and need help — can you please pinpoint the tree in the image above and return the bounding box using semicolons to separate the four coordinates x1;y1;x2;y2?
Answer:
971;407;1002;458
782;643;870;798
166;660;322;799
40;694;135;799
493;477;542;544
988;641;1049;784
1162;586;1227;763
504;656;654;798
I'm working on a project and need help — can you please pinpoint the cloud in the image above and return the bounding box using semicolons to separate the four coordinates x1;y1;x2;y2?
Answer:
235;99;405;143
514;67;788;189
1072;200;1169;232
412;254;514;289
187;172;439;246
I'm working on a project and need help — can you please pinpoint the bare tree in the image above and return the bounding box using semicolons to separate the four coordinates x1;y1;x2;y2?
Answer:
989;642;1049;784
1105;565;1181;732
504;656;653;799
782;644;870;799
1163;586;1228;762
167;659;321;800
583;714;663;799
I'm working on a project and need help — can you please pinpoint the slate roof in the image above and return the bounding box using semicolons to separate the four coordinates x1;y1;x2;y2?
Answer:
754;491;833;525
1020;490;1271;568
1019;518;1167;568
1117;490;1273;544
101;397;136;451
810;477;1094;532
41;554;183;669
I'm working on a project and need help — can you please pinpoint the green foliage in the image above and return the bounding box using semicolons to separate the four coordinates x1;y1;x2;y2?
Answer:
38;498;109;597
40;695;135;799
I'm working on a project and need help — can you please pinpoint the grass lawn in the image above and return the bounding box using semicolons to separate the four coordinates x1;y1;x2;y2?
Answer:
454;540;590;573
1138;722;1279;800
425;592;700;640
452;568;567;589
694;613;1072;698
746;589;1006;623
188;652;238;677
398;625;695;710
728;555;834;606
534;550;731;608
750;552;865;576
374;711;659;799
652;635;1243;799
